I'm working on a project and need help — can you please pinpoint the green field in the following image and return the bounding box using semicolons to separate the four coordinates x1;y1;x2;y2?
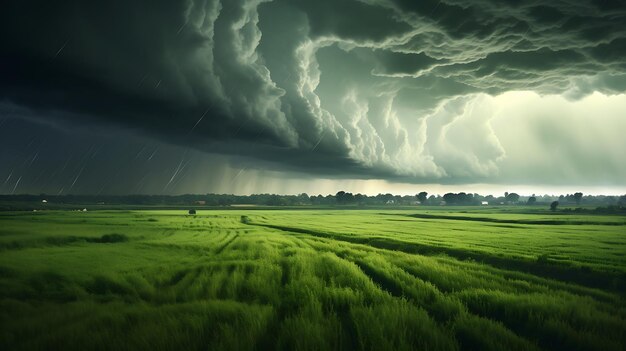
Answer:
0;209;625;350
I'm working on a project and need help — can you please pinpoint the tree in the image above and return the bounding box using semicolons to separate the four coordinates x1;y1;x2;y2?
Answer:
505;193;520;204
574;192;583;205
335;191;354;205
345;192;355;204
377;193;394;204
550;201;559;212
527;196;537;205
417;192;428;204
354;193;366;205
458;192;473;205
443;193;457;205
428;195;437;204
297;193;310;205
335;191;346;204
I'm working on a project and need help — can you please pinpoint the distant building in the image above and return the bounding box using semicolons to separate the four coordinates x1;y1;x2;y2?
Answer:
41;199;47;203
195;200;206;205
481;201;489;205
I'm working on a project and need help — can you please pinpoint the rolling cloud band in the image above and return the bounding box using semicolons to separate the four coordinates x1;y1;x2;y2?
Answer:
1;0;625;193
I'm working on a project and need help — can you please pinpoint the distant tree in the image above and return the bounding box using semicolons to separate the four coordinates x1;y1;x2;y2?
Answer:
506;193;520;204
335;191;355;205
394;195;403;204
325;194;335;204
473;193;484;203
354;193;366;205
443;193;456;205
527;196;537;205
417;192;428;204
441;192;476;205
458;192;472;205
335;191;346;204
574;192;583;205
402;195;414;205
377;193;394;204
345;192;355;204
188;209;196;215
550;201;559;212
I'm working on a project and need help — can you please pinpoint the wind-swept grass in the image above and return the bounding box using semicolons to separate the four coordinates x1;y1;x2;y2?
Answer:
0;209;624;350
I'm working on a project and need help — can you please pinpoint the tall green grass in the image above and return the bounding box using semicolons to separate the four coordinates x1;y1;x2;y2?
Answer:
0;209;624;350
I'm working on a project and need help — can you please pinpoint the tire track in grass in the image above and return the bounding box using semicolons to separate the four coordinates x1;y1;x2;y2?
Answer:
330;250;540;351
246;221;624;349
211;230;232;249
244;222;625;294
453;289;624;351
400;213;626;226
327;239;618;351
334;250;460;322
351;257;404;299
271;249;362;350
254;253;303;350
255;222;616;350
215;233;239;255
327;251;465;349
286;234;315;250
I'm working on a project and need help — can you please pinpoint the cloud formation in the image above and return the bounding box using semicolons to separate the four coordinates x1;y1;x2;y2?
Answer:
1;0;625;187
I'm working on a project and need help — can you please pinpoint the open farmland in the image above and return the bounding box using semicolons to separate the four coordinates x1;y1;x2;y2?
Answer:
0;209;625;350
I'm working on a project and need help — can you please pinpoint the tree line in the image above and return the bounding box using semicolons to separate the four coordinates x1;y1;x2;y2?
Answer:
1;192;625;208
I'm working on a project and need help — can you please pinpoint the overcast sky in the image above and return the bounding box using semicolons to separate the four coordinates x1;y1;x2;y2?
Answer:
1;0;625;196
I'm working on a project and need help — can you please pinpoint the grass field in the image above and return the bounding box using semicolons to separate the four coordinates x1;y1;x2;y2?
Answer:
0;208;625;350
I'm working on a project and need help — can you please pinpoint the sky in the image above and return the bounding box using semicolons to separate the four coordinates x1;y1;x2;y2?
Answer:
1;0;625;196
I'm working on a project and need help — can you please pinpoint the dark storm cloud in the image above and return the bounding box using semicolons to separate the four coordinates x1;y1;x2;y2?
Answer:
1;0;625;186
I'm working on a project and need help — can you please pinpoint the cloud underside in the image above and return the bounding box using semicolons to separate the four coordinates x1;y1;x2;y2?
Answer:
1;0;626;184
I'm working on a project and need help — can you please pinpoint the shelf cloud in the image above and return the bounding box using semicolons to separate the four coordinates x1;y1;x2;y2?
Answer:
1;0;625;193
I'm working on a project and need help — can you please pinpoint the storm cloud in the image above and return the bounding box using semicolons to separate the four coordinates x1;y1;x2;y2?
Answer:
1;0;625;192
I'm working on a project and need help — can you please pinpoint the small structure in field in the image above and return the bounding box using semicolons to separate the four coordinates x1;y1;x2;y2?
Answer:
42;199;47;203
188;209;197;215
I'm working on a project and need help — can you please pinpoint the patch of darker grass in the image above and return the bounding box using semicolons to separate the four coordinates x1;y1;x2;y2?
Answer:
27;271;83;302
87;233;129;243
45;236;87;246
86;274;133;296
